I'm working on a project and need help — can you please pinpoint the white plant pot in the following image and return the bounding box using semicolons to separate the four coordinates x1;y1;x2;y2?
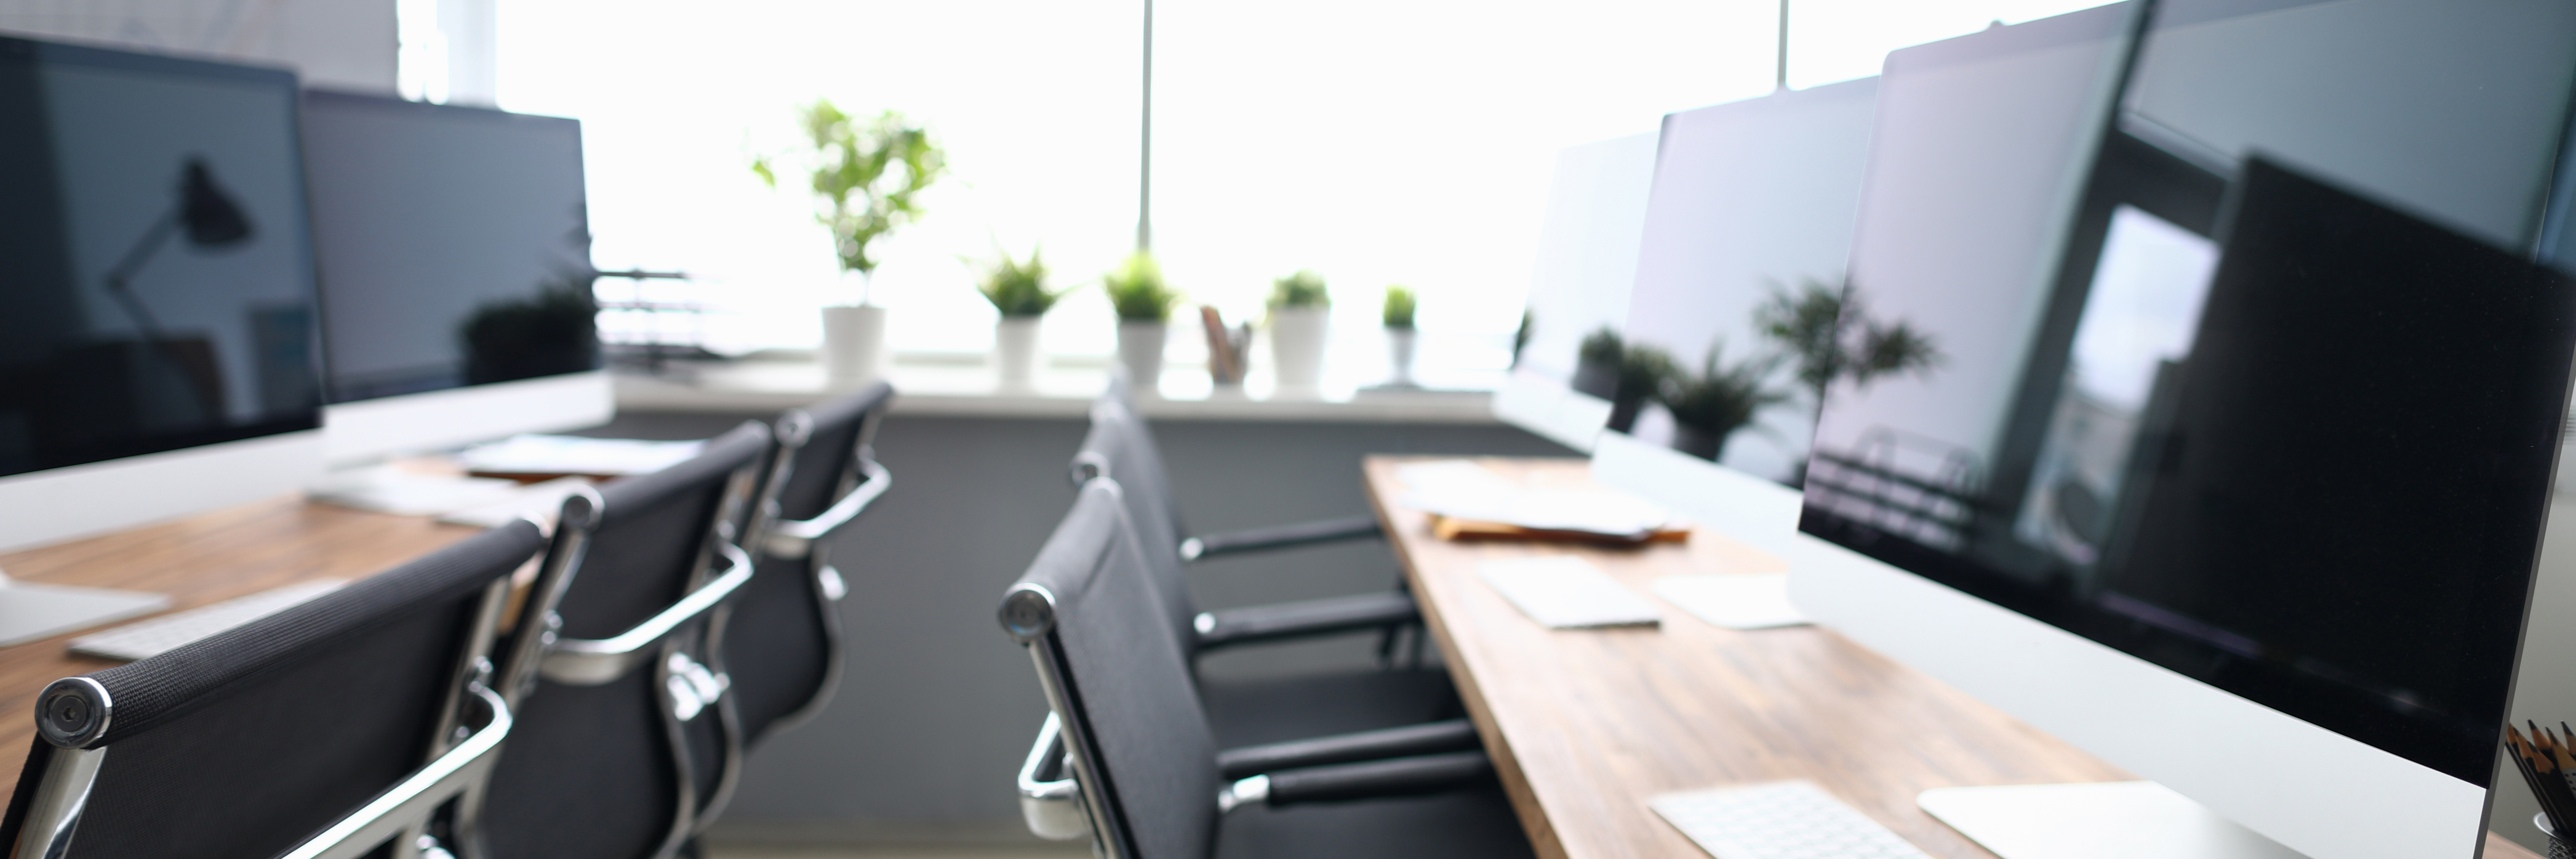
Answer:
1116;321;1167;398
820;304;887;388
1268;307;1330;396
994;317;1043;392
1385;327;1418;385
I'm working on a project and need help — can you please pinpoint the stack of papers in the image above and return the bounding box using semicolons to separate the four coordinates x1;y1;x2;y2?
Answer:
456;434;705;478
1397;460;1675;540
1478;556;1660;629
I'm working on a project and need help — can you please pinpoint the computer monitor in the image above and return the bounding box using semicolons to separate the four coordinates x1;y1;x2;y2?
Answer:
1493;132;1658;451
0;36;327;561
1584;77;1879;549
1786;1;2576;857
299;89;609;469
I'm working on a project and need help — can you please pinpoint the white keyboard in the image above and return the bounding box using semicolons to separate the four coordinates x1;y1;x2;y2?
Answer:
1651;780;1933;859
68;579;350;662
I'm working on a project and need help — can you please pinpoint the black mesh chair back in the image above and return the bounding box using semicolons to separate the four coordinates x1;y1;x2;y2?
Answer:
481;421;773;859
0;521;546;859
1000;479;1220;859
1070;400;1197;641
731;381;894;745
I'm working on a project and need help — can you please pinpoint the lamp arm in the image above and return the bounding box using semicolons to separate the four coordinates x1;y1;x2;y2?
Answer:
97;207;220;422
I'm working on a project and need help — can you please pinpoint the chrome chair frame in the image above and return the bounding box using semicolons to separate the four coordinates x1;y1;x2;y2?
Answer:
481;433;773;859
736;401;891;745
12;562;523;859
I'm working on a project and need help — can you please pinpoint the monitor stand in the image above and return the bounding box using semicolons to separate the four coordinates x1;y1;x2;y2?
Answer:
0;575;170;648
1920;782;2307;859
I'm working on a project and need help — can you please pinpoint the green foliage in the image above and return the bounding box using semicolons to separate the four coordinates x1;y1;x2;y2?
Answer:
1381;285;1417;328
1269;270;1331;309
1615;344;1677;402
751;100;948;284
977;247;1066;318
1579;327;1623;365
1753;277;1943;415
1102;252;1180;322
460;275;598;385
1659;343;1790;434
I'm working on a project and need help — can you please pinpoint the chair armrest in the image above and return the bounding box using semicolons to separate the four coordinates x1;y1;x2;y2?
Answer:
278;683;511;859
765;456;892;560
1180;515;1382;562
539;543;753;686
1216;718;1479;779
1218;751;1492;812
1017;713;1091;841
1193;591;1418;651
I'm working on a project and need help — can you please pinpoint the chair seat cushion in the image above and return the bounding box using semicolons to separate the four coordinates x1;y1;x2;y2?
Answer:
1198;667;1465;750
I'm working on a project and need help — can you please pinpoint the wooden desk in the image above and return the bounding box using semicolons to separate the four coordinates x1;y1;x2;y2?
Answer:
0;494;480;808
1360;456;2539;859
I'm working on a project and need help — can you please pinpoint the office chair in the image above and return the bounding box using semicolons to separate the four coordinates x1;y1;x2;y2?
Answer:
730;380;895;746
1073;395;1454;746
480;421;775;859
1001;480;1533;859
2;520;547;859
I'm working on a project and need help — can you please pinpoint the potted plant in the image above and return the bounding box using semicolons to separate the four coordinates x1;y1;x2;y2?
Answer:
1103;251;1178;396
1572;327;1622;400
1659;343;1789;462
1608;344;1674;433
976;247;1065;392
752;101;946;388
1267;270;1331;395
1381;285;1418;386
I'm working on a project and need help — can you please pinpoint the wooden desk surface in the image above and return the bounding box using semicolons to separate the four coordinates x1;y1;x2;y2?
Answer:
0;494;480;809
1361;456;2539;859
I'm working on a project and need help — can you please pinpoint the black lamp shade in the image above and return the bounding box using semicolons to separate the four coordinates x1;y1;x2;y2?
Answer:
179;157;252;247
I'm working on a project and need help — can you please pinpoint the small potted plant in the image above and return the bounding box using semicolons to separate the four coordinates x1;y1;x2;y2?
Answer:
1267;270;1331;396
752;101;945;388
976;247;1065;392
1103;251;1179;396
1573;327;1623;400
1381;285;1418;386
1659;343;1789;462
1608;344;1674;433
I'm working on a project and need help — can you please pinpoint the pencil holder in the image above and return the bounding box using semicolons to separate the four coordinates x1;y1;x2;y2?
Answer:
2541;812;2576;859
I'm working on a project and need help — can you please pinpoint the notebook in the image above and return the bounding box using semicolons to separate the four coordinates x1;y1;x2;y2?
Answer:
1478;556;1660;629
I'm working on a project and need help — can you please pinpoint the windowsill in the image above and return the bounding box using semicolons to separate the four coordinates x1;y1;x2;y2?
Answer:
611;354;1499;424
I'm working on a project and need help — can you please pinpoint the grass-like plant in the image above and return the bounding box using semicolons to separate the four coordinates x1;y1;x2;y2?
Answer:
1661;344;1790;436
977;247;1066;318
1270;270;1331;310
1382;285;1417;328
1103;252;1180;323
751;101;947;303
1615;344;1676;405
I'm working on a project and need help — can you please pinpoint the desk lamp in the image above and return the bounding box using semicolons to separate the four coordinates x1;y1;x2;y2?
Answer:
99;156;254;420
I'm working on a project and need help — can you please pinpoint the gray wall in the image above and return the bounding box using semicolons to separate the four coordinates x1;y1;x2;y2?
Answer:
586;411;1569;843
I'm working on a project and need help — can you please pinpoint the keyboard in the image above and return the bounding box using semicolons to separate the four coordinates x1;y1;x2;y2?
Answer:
1651;780;1932;859
69;579;350;662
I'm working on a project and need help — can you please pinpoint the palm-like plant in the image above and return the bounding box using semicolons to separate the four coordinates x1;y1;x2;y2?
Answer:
1754;277;1943;421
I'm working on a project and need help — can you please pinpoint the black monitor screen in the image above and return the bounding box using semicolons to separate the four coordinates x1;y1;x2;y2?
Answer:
301;89;596;403
0;37;322;479
1803;0;2576;785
